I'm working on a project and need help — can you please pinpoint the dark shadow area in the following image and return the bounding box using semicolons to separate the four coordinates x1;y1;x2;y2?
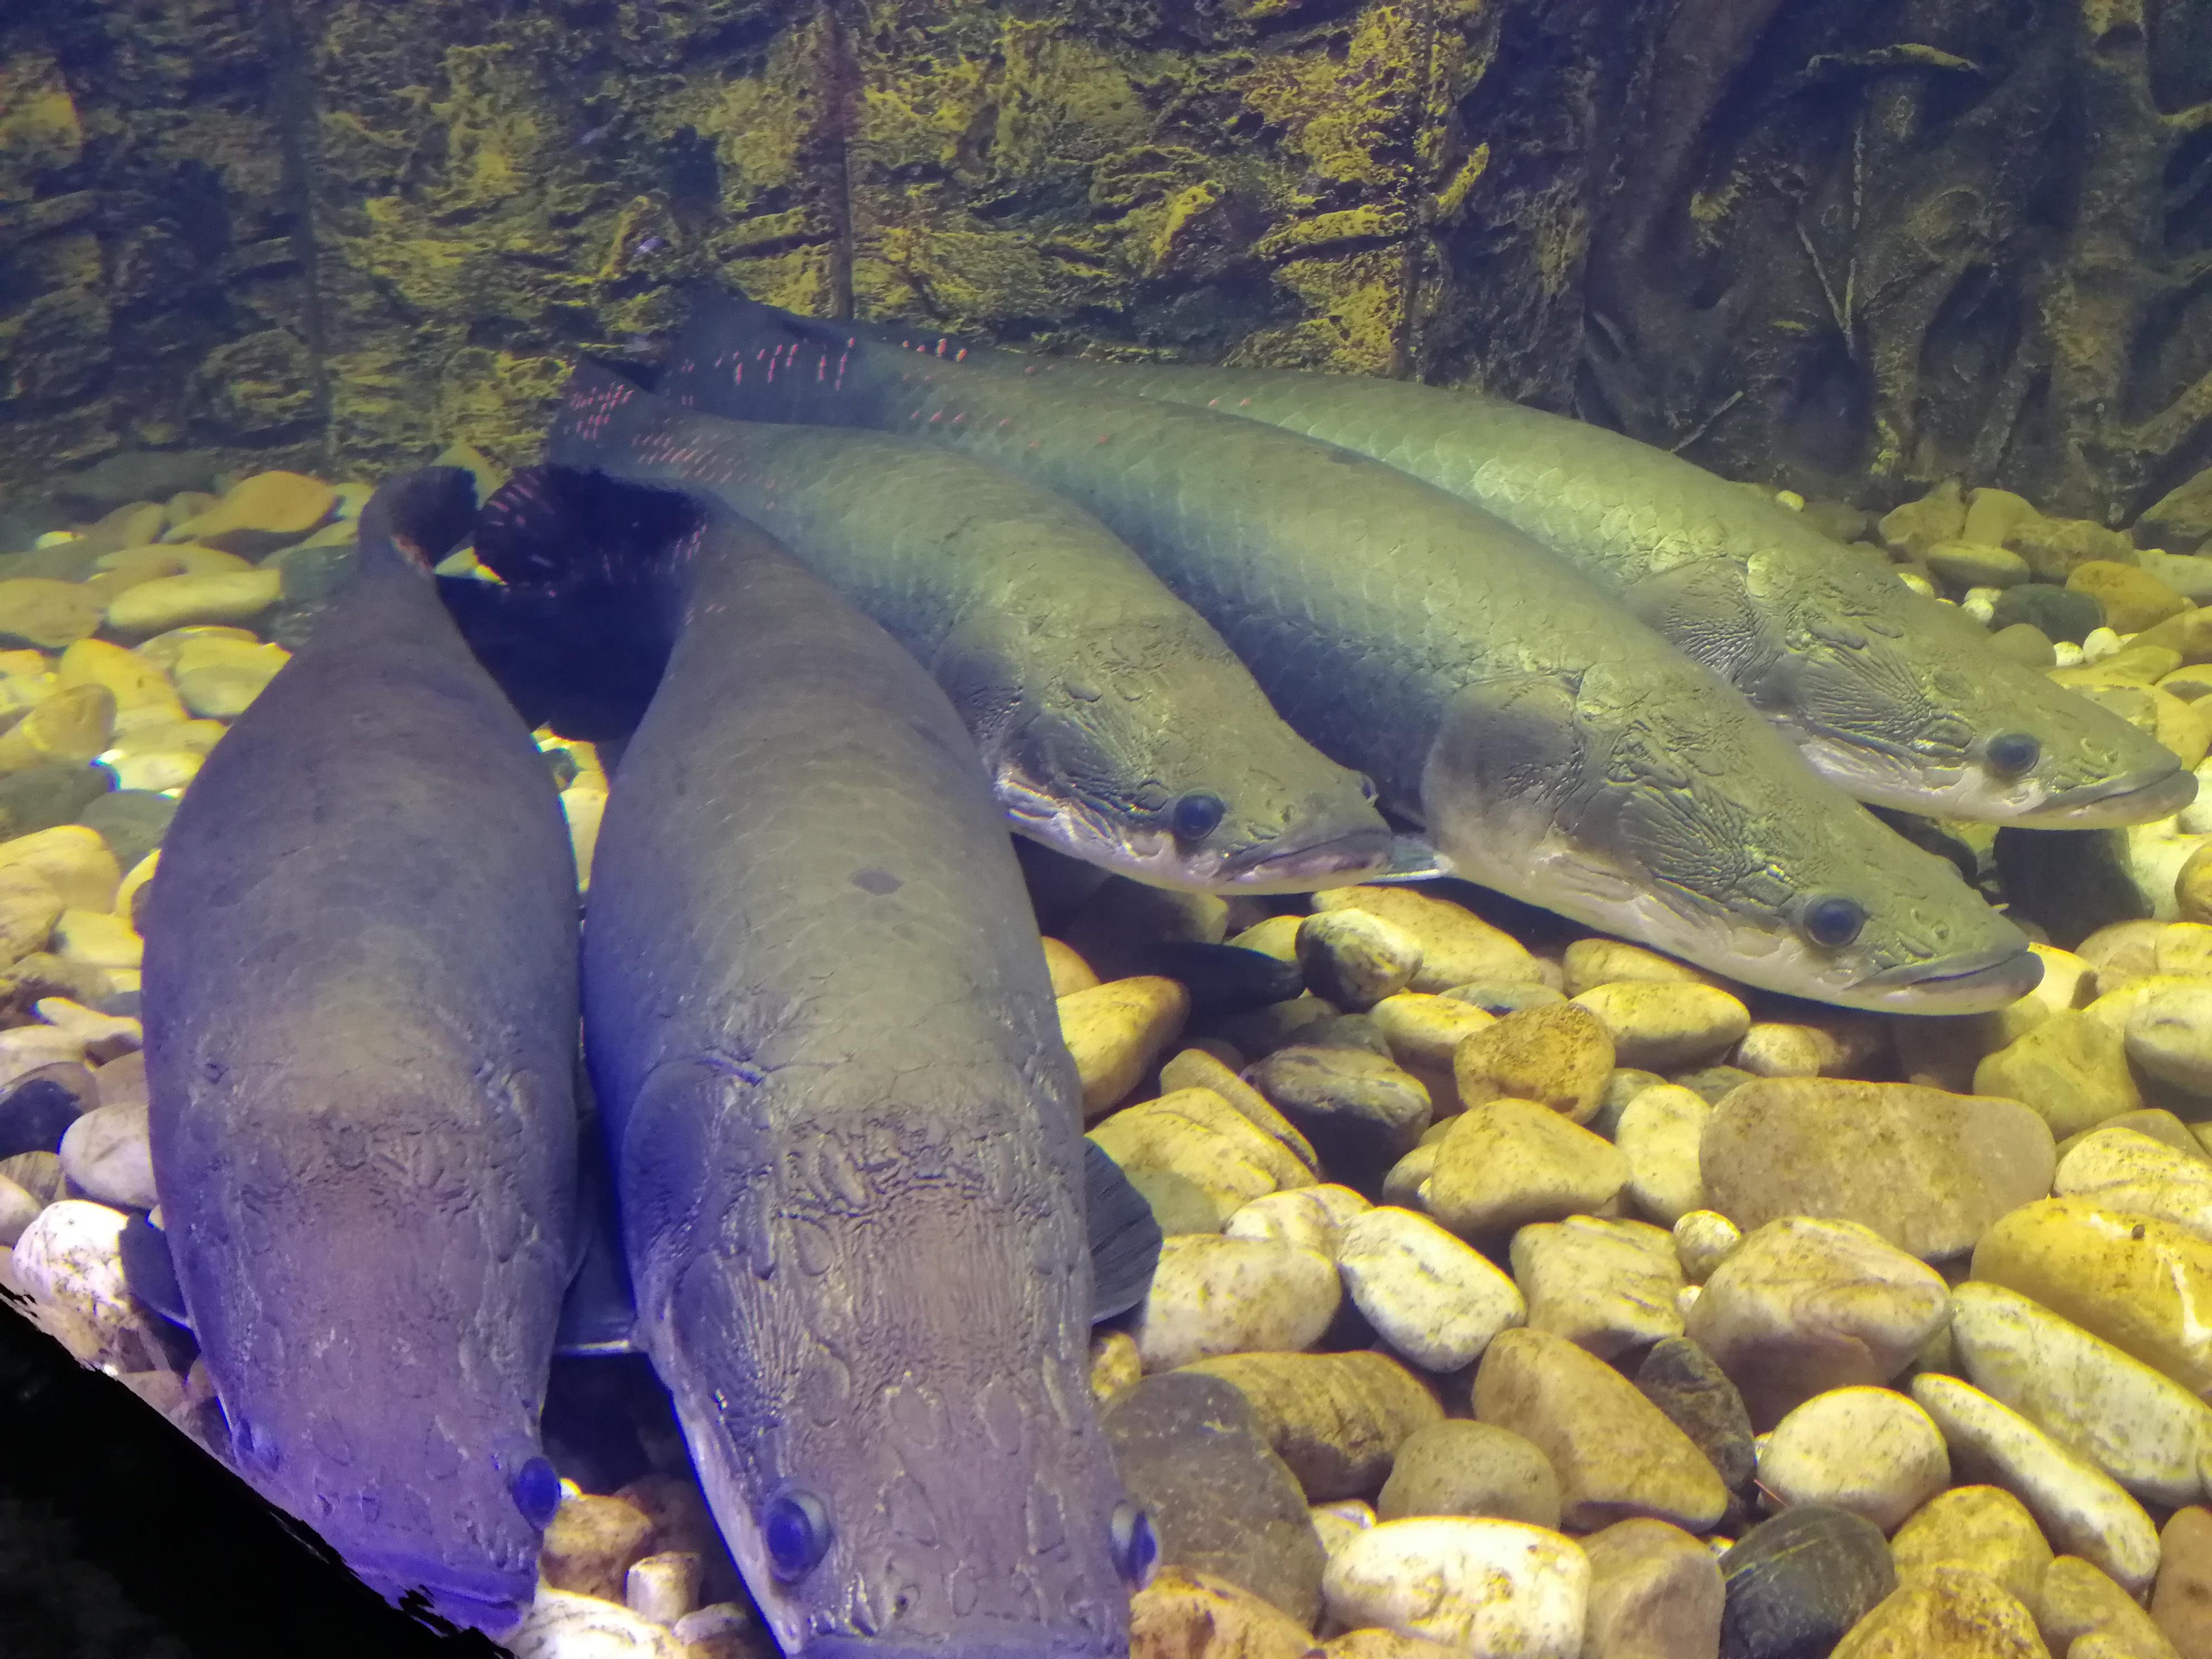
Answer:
0;1292;502;1659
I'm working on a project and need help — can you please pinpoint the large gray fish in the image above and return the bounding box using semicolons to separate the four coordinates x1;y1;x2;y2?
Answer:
677;295;2186;830
473;465;1154;1659
659;298;2040;1013
543;362;1390;893
140;469;580;1632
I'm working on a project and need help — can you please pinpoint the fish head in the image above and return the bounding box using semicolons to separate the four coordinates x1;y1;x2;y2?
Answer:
213;1332;562;1634
1750;565;2194;826
166;1093;573;1634
947;610;1393;893
628;1072;1147;1659
1423;668;2043;1013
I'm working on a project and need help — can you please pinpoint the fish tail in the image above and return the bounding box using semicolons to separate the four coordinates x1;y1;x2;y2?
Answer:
357;466;480;577
473;464;699;591
440;465;696;740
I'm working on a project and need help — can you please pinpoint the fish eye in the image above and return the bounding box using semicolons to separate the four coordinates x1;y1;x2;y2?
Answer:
1985;731;2041;778
1800;893;1867;949
764;1487;833;1581
1171;792;1226;841
1356;772;1380;803
509;1456;562;1528
1109;1501;1160;1588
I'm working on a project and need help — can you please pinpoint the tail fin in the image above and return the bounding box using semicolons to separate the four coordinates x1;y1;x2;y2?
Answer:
472;464;700;592
665;283;994;379
357;466;479;577
438;466;698;741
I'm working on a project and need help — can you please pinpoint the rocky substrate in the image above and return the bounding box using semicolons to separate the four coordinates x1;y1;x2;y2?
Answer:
7;465;2212;1657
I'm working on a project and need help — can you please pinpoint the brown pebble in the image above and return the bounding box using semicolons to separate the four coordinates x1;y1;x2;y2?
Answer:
539;1492;656;1601
2154;1505;2212;1659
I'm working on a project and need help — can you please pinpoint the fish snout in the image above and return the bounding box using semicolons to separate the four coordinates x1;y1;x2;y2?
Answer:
1850;942;2045;1015
2013;762;2198;828
1221;828;1393;891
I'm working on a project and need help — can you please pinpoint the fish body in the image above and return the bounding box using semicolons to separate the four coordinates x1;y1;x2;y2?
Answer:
658;299;2038;1013
545;365;1388;892
140;469;580;1631
487;469;1144;1658
686;298;2185;828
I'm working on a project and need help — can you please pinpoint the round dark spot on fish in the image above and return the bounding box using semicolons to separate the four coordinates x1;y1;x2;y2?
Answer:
1065;678;1100;702
851;867;902;895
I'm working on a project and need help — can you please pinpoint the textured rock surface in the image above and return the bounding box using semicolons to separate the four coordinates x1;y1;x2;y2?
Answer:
1755;1387;1951;1534
1375;1420;1561;1530
1102;1371;1327;1624
1128;1568;1321;1659
1911;1372;2161;1595
1180;1350;1444;1503
1579;1518;1724;1659
1321;1517;1589;1659
1473;1327;1728;1533
1698;1079;2056;1260
1948;1280;2212;1507
1684;1216;1953;1427
1826;1566;2050;1659
1718;1506;1898;1659
1889;1485;2053;1609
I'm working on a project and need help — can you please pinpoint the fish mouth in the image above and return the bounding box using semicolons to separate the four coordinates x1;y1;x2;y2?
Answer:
1837;944;2046;1015
1215;827;1394;893
2007;764;2198;828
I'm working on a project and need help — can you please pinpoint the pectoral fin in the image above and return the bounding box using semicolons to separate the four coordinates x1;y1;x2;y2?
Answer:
1084;1141;1162;1323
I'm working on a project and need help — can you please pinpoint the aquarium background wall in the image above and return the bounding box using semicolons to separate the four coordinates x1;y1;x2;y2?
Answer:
2;0;2208;531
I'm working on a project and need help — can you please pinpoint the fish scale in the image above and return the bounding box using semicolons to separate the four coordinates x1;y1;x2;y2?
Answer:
719;303;2189;829
140;469;579;1633
660;298;2040;1012
500;472;1147;1658
544;363;1389;892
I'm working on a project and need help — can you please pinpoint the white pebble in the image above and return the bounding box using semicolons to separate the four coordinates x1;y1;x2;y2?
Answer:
0;1025;89;1089
1895;570;1936;598
624;1551;701;1626
2080;626;2123;663
1337;1205;1525;1372
1961;587;2001;623
1510;1215;1683;1359
58;1102;156;1210
1949;1280;2212;1507
1131;1236;1341;1371
1756;1386;1949;1531
35;997;140;1062
1224;1185;1371;1258
668;1605;761;1651
1615;1083;1710;1225
1671;1210;1740;1283
0;1173;41;1246
104;750;203;793
1311;1499;1376;1559
1322;1516;1588;1658
2053;639;2085;668
11;1199;142;1345
505;1587;688;1658
1910;1372;2160;1594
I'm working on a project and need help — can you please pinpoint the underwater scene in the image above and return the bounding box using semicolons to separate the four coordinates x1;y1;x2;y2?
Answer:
3;1;2212;1657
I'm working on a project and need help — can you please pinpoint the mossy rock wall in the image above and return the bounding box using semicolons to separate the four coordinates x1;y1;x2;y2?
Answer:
1;0;2205;526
